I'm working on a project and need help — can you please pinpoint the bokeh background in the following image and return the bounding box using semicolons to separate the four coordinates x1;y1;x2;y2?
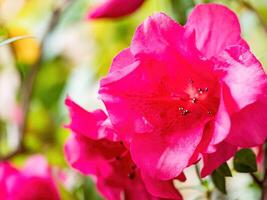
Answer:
0;0;267;199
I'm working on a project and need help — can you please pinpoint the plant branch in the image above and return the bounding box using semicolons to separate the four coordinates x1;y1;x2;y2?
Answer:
250;172;262;187
0;0;72;161
195;165;211;199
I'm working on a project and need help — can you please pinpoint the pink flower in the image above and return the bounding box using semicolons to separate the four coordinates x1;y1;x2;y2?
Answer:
88;0;144;19
0;155;60;200
64;97;183;200
99;3;267;180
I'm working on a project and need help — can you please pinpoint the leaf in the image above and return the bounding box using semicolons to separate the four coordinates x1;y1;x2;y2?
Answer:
0;36;34;47
217;162;232;177
211;162;231;194
211;170;226;194
169;0;195;24
234;148;257;173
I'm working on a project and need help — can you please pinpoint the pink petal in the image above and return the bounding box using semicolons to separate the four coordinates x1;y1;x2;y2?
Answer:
0;163;18;199
64;134;125;176
226;101;267;147
131;13;200;61
88;0;144;19
141;172;183;199
8;176;60;200
130;124;205;180
22;155;50;178
216;45;267;111
201;141;237;177
109;48;135;73
1;159;60;200
186;3;248;58
65;97;118;141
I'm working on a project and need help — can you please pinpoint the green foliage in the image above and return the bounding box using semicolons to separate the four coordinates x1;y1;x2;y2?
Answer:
211;169;226;194
234;148;257;173
211;162;231;194
216;162;232;177
169;0;195;24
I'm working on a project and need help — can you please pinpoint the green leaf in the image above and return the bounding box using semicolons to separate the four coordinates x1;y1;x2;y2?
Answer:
211;170;226;194
169;0;195;24
217;162;232;177
234;148;257;173
0;36;34;47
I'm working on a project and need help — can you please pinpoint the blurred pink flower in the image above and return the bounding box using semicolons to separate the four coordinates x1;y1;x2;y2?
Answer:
88;0;144;19
99;3;267;180
0;155;60;200
64;97;182;200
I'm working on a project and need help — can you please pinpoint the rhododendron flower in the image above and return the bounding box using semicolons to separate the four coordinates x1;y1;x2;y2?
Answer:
88;0;144;19
0;155;60;200
99;3;267;180
64;97;183;200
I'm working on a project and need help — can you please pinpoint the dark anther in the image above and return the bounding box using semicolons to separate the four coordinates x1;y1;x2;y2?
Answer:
128;172;135;180
115;156;121;160
198;88;203;94
204;87;209;92
131;165;137;170
189;79;194;84
191;98;197;103
182;110;190;116
207;111;212;115
119;141;123;146
178;107;184;111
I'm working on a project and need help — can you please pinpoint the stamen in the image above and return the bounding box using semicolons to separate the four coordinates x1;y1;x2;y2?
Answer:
191;98;197;104
181;110;190;116
178;107;184;111
131;165;137;170
198;88;203;94
204;87;209;92
128;172;135;180
207;111;212;115
115;156;121;160
189;79;194;84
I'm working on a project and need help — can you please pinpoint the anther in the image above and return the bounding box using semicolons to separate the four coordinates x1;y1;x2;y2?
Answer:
198;88;203;94
119;141;123;146
181;110;190;116
189;79;194;84
191;98;197;104
128;172;135;180
131;165;137;170
115;156;121;160
204;87;209;92
207;111;212;115
178;107;184;111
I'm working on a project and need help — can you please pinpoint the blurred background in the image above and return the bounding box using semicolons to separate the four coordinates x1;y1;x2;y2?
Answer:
0;0;267;199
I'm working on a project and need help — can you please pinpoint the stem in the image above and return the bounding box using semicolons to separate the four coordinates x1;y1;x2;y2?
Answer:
195;165;211;199
262;142;267;200
250;172;262;187
195;164;205;185
0;0;72;161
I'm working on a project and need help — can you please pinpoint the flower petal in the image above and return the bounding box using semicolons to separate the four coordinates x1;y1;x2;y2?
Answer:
131;12;199;61
226;101;267;147
88;0;144;19
141;172;183;199
65;97;118;141
186;3;248;58
201;141;237;178
216;45;267;111
130;124;205;180
64;134;125;176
